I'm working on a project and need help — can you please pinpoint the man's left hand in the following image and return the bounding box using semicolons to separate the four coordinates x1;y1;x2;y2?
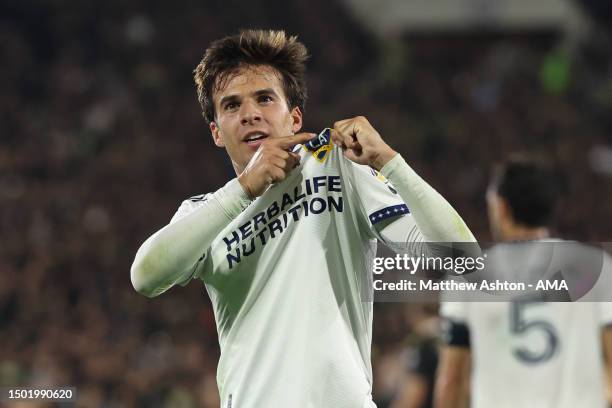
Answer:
331;116;397;171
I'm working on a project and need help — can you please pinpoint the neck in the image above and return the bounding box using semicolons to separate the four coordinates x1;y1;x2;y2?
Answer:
501;224;550;241
232;160;244;176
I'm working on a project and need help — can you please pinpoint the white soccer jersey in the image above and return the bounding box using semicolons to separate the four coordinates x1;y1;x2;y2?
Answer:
171;130;414;408
441;244;612;408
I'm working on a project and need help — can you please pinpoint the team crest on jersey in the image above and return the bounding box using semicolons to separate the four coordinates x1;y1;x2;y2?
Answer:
304;128;333;163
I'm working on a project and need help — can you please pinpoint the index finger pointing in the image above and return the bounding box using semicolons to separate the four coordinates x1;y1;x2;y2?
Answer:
277;132;317;149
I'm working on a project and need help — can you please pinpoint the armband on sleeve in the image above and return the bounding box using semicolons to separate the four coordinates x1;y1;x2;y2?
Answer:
441;318;471;348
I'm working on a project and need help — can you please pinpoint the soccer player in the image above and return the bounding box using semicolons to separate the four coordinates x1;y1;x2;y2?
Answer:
434;156;612;408
131;29;476;407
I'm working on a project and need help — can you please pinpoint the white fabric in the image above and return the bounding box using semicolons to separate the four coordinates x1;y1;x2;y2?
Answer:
440;244;612;408
131;178;252;297
380;154;475;243
132;133;475;407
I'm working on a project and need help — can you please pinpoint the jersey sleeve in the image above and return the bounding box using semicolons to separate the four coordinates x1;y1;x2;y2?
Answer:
167;193;214;284
339;152;411;241
439;302;468;322
405;340;438;379
170;193;213;224
598;303;612;327
598;253;612;325
131;178;251;297
439;302;471;347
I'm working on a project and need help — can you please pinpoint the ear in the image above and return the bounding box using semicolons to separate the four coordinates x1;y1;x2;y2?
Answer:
290;106;303;133
497;196;509;217
487;189;509;223
210;122;225;147
496;195;515;225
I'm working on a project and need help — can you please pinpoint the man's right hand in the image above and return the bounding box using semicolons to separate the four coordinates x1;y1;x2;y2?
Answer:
238;132;315;198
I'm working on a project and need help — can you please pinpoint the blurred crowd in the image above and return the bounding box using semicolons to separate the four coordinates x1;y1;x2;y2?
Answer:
1;0;612;406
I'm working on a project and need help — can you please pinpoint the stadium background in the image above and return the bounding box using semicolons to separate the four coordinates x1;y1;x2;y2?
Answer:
1;0;612;406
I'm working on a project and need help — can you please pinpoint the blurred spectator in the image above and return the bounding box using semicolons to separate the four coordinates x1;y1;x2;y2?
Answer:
1;0;612;406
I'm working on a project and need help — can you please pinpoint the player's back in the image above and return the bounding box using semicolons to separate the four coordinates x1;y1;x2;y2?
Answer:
463;301;607;408
442;241;612;408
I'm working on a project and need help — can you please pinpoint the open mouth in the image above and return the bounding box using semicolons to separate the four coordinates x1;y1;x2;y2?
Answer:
244;132;269;145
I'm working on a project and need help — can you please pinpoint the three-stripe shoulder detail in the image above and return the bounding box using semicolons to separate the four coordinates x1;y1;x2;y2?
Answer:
188;194;209;203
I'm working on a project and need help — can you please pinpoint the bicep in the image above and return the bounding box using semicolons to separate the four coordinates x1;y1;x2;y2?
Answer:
604;326;612;375
434;309;471;408
392;373;429;408
341;156;411;241
434;345;471;408
603;327;612;406
377;215;428;257
377;215;477;268
131;197;221;296
436;346;471;384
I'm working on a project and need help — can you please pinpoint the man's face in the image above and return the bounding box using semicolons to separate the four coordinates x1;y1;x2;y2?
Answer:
210;65;303;174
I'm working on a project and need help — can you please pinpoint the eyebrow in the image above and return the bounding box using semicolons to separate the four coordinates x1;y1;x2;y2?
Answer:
218;88;278;107
253;88;277;98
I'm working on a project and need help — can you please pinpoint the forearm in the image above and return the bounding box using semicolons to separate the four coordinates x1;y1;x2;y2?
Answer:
604;327;612;405
381;154;476;243
391;375;428;408
434;382;466;408
130;178;251;297
434;347;471;408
